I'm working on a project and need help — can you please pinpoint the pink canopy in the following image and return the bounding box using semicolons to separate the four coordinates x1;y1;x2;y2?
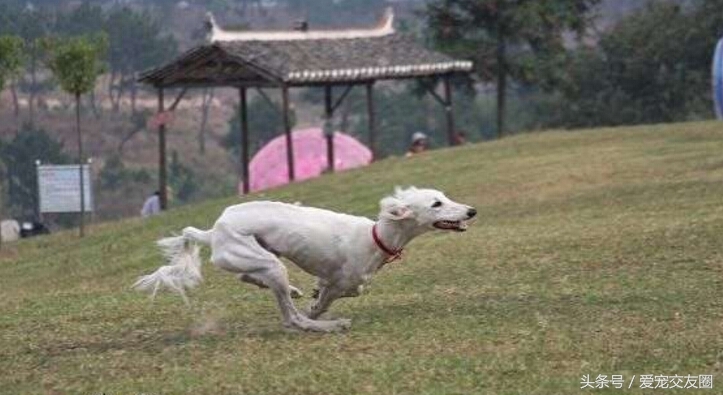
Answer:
244;127;372;193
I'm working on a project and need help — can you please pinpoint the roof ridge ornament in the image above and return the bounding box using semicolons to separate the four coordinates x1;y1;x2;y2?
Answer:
205;7;395;43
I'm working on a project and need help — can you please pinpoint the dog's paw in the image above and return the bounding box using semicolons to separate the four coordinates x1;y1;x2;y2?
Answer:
289;286;304;299
335;318;352;331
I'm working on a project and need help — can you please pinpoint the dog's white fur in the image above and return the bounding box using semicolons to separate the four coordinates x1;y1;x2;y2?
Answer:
133;187;475;332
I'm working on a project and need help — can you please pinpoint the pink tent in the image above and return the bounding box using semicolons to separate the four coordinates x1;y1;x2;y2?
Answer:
244;127;372;193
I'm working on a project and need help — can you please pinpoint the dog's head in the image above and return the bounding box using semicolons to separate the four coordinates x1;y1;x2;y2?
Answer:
379;187;476;232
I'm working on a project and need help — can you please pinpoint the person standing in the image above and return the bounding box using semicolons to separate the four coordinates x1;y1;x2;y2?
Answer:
141;191;161;217
406;132;430;157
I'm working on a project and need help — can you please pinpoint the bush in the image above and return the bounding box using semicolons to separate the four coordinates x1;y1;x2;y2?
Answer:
0;126;71;219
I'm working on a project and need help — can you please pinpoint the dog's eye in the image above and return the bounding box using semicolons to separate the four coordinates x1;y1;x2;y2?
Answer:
431;201;442;208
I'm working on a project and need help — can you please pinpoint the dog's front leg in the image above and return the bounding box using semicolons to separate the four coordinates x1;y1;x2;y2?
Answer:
307;285;345;320
312;284;363;299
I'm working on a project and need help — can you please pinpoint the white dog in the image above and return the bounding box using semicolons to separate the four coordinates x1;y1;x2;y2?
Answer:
133;187;476;332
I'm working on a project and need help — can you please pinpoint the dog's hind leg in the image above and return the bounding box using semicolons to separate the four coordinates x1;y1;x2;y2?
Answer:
211;229;348;332
239;273;303;299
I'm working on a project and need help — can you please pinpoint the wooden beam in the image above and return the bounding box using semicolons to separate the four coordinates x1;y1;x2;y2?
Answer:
154;81;282;90
256;87;284;117
324;86;335;172
366;82;377;160
282;86;295;181
443;76;456;146
239;87;250;194
168;87;188;111
157;88;168;210
421;79;447;107
330;85;353;113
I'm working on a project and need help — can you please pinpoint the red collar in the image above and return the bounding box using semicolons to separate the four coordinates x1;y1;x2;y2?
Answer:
372;223;403;264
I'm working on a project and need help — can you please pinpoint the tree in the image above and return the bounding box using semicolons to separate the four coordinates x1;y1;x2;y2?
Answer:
45;35;107;237
105;7;177;114
0;35;23;109
0;127;71;219
16;7;54;126
553;2;717;128
99;154;151;190
55;1;106;37
169;150;199;203
424;0;600;137
56;1;107;117
0;34;23;249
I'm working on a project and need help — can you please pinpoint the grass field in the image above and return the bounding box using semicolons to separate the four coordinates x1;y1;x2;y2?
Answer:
2;121;723;395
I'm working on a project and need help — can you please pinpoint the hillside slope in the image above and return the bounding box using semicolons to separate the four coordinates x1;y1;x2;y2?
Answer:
2;121;723;394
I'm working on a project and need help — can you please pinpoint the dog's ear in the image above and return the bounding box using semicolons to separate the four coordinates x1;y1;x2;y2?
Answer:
380;196;414;220
393;185;417;198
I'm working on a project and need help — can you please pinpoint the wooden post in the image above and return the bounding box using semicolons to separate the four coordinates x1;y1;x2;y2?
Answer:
324;85;335;172
443;76;456;146
366;82;376;160
75;92;85;237
282;86;295;181
157;88;168;210
239;88;250;194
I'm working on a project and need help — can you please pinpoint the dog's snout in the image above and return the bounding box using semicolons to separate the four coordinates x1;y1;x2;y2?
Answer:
467;208;477;218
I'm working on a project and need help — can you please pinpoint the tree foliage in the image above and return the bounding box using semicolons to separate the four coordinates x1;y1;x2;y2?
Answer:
104;7;177;112
105;7;177;77
55;1;106;37
169;150;199;203
44;35;107;96
0;35;23;92
99;154;151;190
554;1;720;127
0;127;71;218
424;0;600;135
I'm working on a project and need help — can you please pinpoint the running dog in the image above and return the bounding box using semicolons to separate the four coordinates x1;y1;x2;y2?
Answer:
133;187;476;332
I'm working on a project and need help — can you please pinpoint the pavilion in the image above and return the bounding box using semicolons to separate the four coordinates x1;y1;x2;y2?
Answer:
139;8;473;209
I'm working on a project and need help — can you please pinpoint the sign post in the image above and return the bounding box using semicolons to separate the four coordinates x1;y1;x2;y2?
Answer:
36;162;94;236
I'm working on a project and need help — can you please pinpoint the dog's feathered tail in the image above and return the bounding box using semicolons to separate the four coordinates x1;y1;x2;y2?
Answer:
132;227;213;305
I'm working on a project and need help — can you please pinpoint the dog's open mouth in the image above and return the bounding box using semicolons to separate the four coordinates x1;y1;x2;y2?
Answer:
433;220;468;232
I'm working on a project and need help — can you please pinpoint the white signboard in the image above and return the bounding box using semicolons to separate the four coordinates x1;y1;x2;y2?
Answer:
37;164;94;213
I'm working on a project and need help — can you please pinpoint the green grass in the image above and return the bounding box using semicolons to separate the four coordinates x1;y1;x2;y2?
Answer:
3;121;723;395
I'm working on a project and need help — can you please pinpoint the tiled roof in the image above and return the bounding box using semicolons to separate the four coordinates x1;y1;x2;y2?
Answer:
139;35;472;87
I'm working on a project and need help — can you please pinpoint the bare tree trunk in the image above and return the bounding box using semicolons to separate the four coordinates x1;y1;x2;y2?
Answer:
130;78;137;115
76;92;85;238
496;34;506;138
110;71;126;113
88;89;100;118
117;123;144;154
198;88;215;155
10;82;19;135
108;70;117;111
28;43;37;127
